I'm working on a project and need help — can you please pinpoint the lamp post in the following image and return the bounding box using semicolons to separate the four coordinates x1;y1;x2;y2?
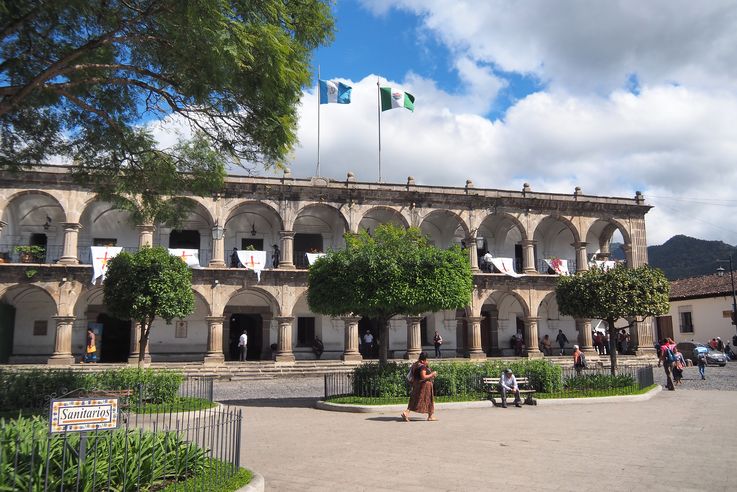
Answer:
716;255;737;331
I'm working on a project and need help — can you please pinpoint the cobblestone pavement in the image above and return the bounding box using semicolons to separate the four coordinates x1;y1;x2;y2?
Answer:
214;363;737;491
653;359;737;390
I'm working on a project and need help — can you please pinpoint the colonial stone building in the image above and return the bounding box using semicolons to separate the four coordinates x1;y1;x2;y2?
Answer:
0;166;654;365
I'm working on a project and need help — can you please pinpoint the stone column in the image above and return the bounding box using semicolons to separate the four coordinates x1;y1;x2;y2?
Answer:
576;318;595;354
623;243;634;267
261;315;273;360
467;316;485;359
404;316;422;360
631;319;656;355
137;224;155;248
128;322;151;364
573;241;589;272
0;220;6;234
524;317;542;358
341;316;362;361
275;316;295;362
278;231;295;269
48;316;75;365
57;223;82;265
209;228;226;268
521;239;537;274
203;316;225;365
466;234;480;272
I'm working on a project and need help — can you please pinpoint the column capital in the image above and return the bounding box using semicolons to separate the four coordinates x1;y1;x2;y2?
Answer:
275;316;294;324
524;316;541;323
279;230;295;239
404;316;423;323
466;316;483;323
205;316;225;324
520;239;536;247
52;315;75;323
0;220;6;230
341;315;362;324
574;317;592;323
136;224;156;232
61;222;83;231
571;241;588;249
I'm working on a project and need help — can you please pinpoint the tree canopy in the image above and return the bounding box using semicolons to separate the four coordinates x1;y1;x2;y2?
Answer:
308;224;473;362
0;0;334;222
103;246;194;365
556;264;670;372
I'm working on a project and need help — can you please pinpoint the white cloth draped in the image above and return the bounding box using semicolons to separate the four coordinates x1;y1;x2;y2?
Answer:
491;257;522;278
90;246;123;284
592;260;617;271
544;258;570;275
236;250;267;282
168;248;200;268
306;253;326;265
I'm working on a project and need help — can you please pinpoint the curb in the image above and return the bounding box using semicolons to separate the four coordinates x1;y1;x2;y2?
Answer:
315;385;662;413
237;472;265;492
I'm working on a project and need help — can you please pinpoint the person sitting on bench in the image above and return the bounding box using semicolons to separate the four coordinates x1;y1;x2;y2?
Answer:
499;368;521;408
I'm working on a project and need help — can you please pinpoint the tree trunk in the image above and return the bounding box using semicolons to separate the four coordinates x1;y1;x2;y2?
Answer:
378;317;389;364
138;319;151;368
608;317;618;375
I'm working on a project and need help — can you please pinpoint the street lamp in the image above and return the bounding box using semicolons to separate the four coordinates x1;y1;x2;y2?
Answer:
716;255;737;329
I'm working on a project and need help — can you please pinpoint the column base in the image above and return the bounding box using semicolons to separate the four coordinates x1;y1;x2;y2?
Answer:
275;353;295;363
208;260;226;268
47;354;75;365
278;262;296;270
128;354;151;365
523;269;537;275
404;350;421;360
341;353;363;362
57;257;79;265
203;353;225;365
526;350;544;359
468;350;485;360
635;347;657;356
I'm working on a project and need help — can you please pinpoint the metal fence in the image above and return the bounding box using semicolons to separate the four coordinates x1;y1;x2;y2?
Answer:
324;365;655;401
0;377;242;491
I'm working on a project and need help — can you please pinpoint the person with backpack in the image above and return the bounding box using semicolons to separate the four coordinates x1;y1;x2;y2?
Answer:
696;349;707;380
659;338;676;390
573;344;587;374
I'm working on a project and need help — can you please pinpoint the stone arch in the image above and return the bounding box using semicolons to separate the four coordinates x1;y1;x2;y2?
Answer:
1;191;67;260
294;203;350;234
480;290;531;319
0;284;60;360
477;212;528;267
78;200;137;263
224;286;281;316
584;218;632;263
224;201;284;255
293;204;349;266
419;209;470;248
357;206;410;232
1;190;68;224
533;215;581;272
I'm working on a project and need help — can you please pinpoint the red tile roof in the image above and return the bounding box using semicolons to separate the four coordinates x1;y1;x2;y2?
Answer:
670;273;735;300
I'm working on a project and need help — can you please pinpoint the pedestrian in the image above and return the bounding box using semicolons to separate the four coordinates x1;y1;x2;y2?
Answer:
271;244;280;268
659;338;676;390
654;339;662;367
709;338;718;350
556;329;568;356
238;329;248;361
620;329;629;354
672;347;686;385
230;247;240;268
514;331;525;356
312;337;324;359
696;348;707;380
401;352;437;422
433;330;443;358
84;328;97;363
716;337;724;352
498;368;522;408
573;344;586;374
541;334;553;356
363;330;374;356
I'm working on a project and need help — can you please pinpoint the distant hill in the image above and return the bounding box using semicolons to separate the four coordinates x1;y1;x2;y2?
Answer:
646;235;737;280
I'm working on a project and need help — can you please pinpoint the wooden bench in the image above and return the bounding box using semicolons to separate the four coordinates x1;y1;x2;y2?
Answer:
482;377;537;407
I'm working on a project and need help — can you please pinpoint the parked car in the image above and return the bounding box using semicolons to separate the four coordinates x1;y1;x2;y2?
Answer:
705;350;727;367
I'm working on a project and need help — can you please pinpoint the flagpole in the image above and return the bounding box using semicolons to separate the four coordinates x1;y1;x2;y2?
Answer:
316;65;321;177
377;78;382;183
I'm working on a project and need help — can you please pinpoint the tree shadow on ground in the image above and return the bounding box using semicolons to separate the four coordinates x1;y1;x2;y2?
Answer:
218;397;318;408
365;416;404;422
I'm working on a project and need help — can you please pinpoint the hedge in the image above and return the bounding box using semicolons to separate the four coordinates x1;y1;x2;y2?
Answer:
0;368;185;413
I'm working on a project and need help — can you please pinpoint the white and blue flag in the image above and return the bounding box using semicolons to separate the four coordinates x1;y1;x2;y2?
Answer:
319;79;352;104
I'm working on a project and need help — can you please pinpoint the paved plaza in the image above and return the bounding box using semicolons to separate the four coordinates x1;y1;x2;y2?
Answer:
216;363;737;491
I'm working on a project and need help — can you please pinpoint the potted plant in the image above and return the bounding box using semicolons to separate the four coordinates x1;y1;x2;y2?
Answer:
15;245;46;263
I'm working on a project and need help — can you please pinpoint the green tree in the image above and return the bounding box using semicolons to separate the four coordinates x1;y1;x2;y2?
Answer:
555;264;670;374
308;224;473;363
0;0;334;222
103;246;194;366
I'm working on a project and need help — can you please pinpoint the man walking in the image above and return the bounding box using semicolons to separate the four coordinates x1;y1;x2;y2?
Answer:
238;329;248;361
556;329;569;356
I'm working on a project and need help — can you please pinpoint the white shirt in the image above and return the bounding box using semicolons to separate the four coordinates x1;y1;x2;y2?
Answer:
239;333;248;347
501;373;518;391
364;333;373;344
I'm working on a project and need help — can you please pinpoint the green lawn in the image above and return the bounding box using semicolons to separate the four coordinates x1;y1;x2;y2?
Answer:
161;466;252;492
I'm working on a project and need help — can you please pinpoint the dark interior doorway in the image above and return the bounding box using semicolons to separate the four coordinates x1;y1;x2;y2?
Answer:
96;313;131;363
228;314;263;361
358;317;381;359
241;238;264;250
169;230;200;249
515;244;523;272
293;233;323;267
0;304;15;363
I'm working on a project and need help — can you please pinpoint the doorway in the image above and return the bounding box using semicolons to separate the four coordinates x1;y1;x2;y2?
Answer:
228;314;263;361
169;230;200;249
96;313;131;363
358;317;381;359
293;233;323;268
0;304;15;363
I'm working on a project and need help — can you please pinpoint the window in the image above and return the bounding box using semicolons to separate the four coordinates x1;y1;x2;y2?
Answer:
679;310;693;333
33;320;48;336
175;320;188;338
93;238;117;246
297;317;315;347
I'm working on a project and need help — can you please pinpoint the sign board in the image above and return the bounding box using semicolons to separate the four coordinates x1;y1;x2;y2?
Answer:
49;398;120;433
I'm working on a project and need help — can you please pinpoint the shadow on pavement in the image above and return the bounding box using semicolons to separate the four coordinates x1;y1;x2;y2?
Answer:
218;397;318;408
365;416;403;423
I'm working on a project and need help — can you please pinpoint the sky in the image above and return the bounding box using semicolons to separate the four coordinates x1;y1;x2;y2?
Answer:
158;0;737;246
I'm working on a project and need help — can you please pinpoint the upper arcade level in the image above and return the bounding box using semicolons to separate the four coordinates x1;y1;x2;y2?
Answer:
0;167;651;275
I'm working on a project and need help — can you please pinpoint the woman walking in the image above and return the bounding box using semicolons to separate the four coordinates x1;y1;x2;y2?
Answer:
401;352;437;422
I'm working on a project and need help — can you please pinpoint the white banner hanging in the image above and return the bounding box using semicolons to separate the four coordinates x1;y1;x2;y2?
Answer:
544;258;570;275
237;250;267;282
168;248;200;268
306;253;326;265
90;246;123;284
491;257;522;278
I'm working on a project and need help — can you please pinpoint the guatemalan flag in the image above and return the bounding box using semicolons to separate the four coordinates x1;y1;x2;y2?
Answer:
319;80;352;104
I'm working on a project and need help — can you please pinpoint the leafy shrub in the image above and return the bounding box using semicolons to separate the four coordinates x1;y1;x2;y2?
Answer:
0;416;208;491
564;373;636;391
351;359;564;397
0;368;185;413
